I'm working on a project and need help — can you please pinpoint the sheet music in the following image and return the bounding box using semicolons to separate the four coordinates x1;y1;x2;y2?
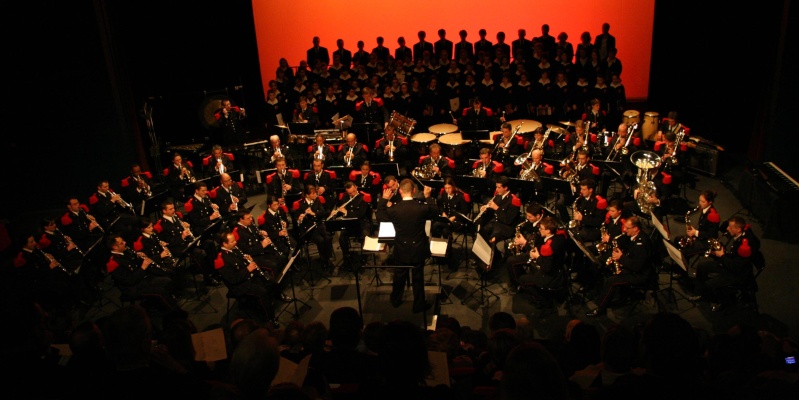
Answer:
425;220;431;238
567;229;600;265
276;113;285;126
191;328;227;362
650;210;669;239
378;222;396;238
275;251;298;284
362;236;385;252
472;233;493;266
430;237;448;257
663;239;687;271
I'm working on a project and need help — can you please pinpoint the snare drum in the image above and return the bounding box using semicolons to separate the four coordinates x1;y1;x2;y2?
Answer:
438;133;469;160
623;110;641;127
411;132;437;155
642;111;660;141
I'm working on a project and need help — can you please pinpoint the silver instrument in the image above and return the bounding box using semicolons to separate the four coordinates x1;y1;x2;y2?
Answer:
630;150;663;214
472;161;489;177
665;128;685;166
327;193;360;220
495;121;523;156
108;189;136;214
515;126;551;166
181;163;197;183
388;138;395;162
344;144;355;167
314;144;326;161
412;162;437;180
568;197;581;230
34;246;72;275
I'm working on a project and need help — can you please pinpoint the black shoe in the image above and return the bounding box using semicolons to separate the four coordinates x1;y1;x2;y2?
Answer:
280;293;293;303
412;302;433;313
688;294;703;302
204;277;222;287
585;308;606;318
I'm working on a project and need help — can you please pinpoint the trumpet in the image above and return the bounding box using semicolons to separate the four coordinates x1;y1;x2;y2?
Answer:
388;138;395;162
678;206;702;248
138;178;152;197
315;144;326;161
181;163;196;183
344;145;355;167
108;189;136;214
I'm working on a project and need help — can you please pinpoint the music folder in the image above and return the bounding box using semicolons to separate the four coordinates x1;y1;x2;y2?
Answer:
471;233;493;268
430;237;448;257
275;248;300;284
663;239;688;272
567;229;601;265
362;236;385;252
377;222;395;243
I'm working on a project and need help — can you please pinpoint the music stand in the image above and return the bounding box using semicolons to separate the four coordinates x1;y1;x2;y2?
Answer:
454;175;493;198
174;235;218;313
508;178;540;205
288;122;314;136
362;236;387;286
142;189;169;217
297;222;331;289
276;248;309;320
351;122;379;146
461;232;500;308
566;229;599;302
659;238;694;310
429;237;452;304
325;217;362;271
371;162;400;180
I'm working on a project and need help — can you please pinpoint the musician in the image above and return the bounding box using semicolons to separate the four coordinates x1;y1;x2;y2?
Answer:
570;178;607;243
16;233;90;311
492;122;523;170
214;231;280;327
373;125;406;164
351;161;382;207
304;159;335;210
210;172;248;229
676;190;721;258
382;175;403;207
59;197;104;251
654;131;689;191
165;152;197;201
505;203;546;292
258;195;297;256
293;97;319;128
213;98;247;147
472;147;504;180
105;234;180;311
38;217;85;276
308;133;335;167
293;185;334;270
654;111;683;142
232;211;288;276
581;98;607;134
477;176;520;260
267;158;300;205
600;122;638;195
594;200;626;285
518;216;568;308
264;135;293;168
338;133;368;169
455;96;494;131
133;218;177;278
525;128;555;159
586;215;653;317
567;120;594;158
203;145;235;178
431;178;470;241
184;181;223;235
518;149;554;206
354;87;389;129
156;200;219;287
689;216;760;312
120;163;156;206
330;182;372;262
88;179;138;239
376;178;438;312
420;143;451;179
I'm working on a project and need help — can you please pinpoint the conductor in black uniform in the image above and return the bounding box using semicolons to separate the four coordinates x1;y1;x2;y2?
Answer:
376;179;438;313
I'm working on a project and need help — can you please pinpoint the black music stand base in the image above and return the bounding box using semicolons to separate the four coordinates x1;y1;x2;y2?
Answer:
461;269;502;308
278;249;311;320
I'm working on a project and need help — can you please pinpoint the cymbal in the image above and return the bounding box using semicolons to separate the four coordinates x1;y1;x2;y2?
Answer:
507;119;542;133
559;121;577;127
546;124;568;136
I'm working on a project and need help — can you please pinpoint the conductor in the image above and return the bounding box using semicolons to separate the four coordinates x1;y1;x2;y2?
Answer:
376;178;438;313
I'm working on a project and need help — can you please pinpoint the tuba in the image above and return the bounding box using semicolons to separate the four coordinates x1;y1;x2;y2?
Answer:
630;150;662;214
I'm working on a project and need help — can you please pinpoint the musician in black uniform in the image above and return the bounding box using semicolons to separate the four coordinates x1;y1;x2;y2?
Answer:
431;177;470;239
492;122;523;172
471;148;505;203
570;178;607;243
293;97;319;128
105;234;180;311
214;231;280;327
581;98;607;134
329;182;371;262
338;133;368;169
354;87;389;139
373;124;406;164
689;216;760;312
133;218;178;279
59;197;104;252
586;215;653;317
518;216;568;308
88;180;138;240
121;163;156;207
476;176;520;266
304;159;336;211
232;211;288;280
600;122;639;195
419;143;451;179
352;161;382;208
203;145;236;178
264;135;293;168
455;96;495;131
184;181;222;234
267;158;300;205
38;217;85;273
155;200;217;287
376;179;438;313
258;196;297;257
293;185;334;270
382;175;403;207
213;98;247;147
505;203;546;292
676;190;722;259
308;133;336;167
165;152;197;201
210;172;248;230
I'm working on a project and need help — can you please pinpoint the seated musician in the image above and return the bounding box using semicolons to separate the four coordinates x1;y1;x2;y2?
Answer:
214;99;246;147
570;178;607;243
600;122;639;194
354;87;389;130
373;124;406;164
476;176;520;264
210;172;248;229
419;143;451;179
293;96;319;128
556;150;599;221
203;144;236;178
382;175;402;207
581;98;607;134
214;231;280;328
184;181;223;234
431;177;470;240
232;211;290;287
525;128;556;160
303;159;336;211
351;161;381;208
38;216;85;275
165;152;197;201
654;131;690;188
293;185;334;271
594;199;626;286
566;120;594;159
59;196;104;252
688;216;761;312
654;111;683;143
308;133;335;167
121;163;156;207
89;179;138;240
156;200;218;287
472;147;504;180
329;182;371;264
518;149;554;205
624;166;672;231
338;133;368;168
505;203;546;293
454;96;494;131
675;190;721;260
586;215;654;317
257;196;297;256
133;217;178;279
492;122;523;173
518;216;568;308
264;135;293;168
267;158;300;206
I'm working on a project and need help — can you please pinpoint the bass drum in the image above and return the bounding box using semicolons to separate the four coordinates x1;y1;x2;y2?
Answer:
410;132;437;156
642;112;660;141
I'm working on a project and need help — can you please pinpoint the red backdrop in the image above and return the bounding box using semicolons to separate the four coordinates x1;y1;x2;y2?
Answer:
252;0;654;101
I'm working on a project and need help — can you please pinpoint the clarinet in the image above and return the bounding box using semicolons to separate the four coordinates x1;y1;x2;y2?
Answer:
258;227;283;256
54;228;84;256
174;215;195;241
127;247;168;273
277;212;294;255
152;232;178;265
233;246;271;281
34;247;72;275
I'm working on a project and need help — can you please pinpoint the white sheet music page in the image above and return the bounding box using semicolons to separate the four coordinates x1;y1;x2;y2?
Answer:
430;237;448;257
378;222;396;238
363;236;385;252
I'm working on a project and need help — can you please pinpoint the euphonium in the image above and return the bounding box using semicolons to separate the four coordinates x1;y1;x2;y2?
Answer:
630;150;662;214
678;205;702;248
472;161;488;177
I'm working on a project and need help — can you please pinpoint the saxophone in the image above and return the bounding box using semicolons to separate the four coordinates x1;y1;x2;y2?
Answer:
678;206;702;248
595;224;608;253
508;221;528;256
605;237;622;274
568;197;581;230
